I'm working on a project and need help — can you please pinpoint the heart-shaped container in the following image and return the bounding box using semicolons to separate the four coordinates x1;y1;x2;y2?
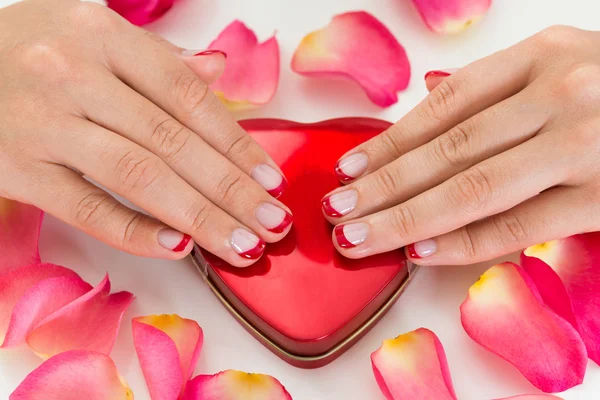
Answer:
190;118;417;368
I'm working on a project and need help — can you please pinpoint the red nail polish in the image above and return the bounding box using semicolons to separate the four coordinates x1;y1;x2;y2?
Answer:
406;243;421;259
194;50;228;58
334;225;356;248
172;234;192;252
334;161;355;183
267;178;288;199
267;212;293;234
238;239;266;259
321;196;342;218
424;70;452;80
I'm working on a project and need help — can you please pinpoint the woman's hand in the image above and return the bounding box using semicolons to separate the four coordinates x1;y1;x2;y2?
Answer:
323;25;600;265
0;0;292;266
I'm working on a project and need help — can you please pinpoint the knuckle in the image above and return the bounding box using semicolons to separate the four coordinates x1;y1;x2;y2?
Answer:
433;124;470;167
114;151;162;192
19;40;81;84
379;125;405;157
187;203;213;234
492;213;529;245
68;2;118;32
458;225;478;260
533;25;578;51
374;167;401;198
118;213;143;249
450;167;493;213
558;64;600;105
74;191;113;227
425;79;459;122
223;134;254;161
174;73;210;115
149;116;192;163
390;205;416;239
214;171;244;205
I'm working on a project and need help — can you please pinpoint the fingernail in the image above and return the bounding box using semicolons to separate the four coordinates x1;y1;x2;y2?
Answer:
181;49;228;58
334;223;369;248
231;229;266;259
335;153;368;182
251;164;288;198
158;229;192;252
407;239;437;258
322;190;358;217
424;69;457;80
255;203;293;234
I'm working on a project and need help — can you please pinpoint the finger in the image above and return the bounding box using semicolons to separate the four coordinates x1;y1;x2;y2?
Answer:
332;132;575;259
138;27;227;84
321;84;552;222
424;69;457;92
405;186;598;265
50;119;266;267
107;26;287;197
22;165;194;259
333;45;535;183
76;71;293;241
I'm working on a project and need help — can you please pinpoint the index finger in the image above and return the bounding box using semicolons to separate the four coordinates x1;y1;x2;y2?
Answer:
333;44;534;183
106;22;287;196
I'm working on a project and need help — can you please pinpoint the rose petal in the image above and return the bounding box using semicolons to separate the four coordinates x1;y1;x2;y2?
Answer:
370;328;457;400
410;0;492;34
183;370;292;400
0;264;81;344
26;275;134;359
460;262;587;393
0;198;43;270
523;233;600;364
10;350;133;400
495;396;563;400
291;11;410;107
132;314;203;399
2;274;92;348
107;0;174;26
208;21;279;110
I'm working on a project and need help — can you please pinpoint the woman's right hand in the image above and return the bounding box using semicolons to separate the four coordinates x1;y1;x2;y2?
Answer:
0;0;293;266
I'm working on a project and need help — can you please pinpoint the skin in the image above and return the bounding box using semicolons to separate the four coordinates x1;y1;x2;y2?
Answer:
0;0;292;267
327;25;600;266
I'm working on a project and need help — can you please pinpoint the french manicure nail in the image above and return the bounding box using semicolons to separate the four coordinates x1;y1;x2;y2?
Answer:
334;223;369;248
158;229;192;252
322;190;358;217
407;239;437;258
255;203;293;234
231;229;265;259
424;69;457;80
251;164;288;198
335;153;368;182
181;49;228;58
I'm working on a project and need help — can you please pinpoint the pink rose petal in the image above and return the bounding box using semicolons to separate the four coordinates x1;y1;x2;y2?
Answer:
495;396;563;400
523;233;600;364
0;264;81;344
10;350;133;400
460;262;587;393
107;0;174;26
132;314;203;399
370;328;457;400
184;370;292;400
410;0;492;34
209;21;279;110
26;275;134;359
291;11;410;107
0;198;43;270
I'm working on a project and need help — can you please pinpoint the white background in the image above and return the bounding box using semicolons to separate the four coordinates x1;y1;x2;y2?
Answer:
1;0;600;399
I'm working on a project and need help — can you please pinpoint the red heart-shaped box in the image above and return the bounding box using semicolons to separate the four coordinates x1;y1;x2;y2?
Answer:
190;118;417;368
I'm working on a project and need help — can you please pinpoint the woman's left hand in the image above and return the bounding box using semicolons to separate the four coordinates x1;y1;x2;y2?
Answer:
323;25;600;265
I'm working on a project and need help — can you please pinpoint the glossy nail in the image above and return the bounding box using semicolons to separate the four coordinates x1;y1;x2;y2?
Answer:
158;229;192;252
322;190;358;217
255;203;293;233
251;164;288;198
335;153;368;182
424;69;457;80
181;49;228;58
231;229;265;259
335;223;369;248
407;239;437;258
